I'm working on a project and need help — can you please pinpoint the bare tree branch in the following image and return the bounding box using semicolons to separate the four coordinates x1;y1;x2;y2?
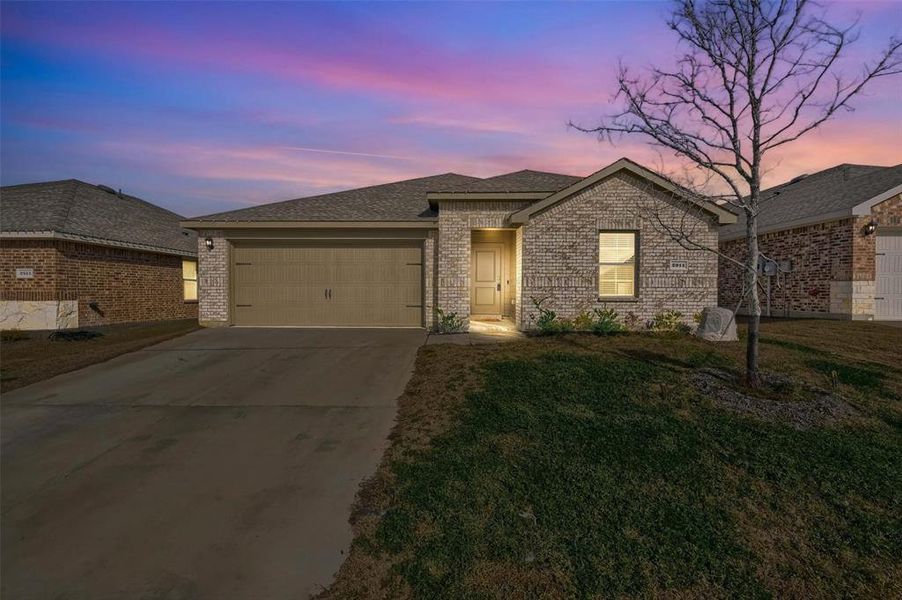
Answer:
572;0;901;387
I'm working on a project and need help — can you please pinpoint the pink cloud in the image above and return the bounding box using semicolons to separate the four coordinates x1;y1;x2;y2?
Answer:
1;13;605;108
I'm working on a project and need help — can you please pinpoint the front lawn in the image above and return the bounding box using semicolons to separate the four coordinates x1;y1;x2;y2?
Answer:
325;319;902;599
0;319;199;392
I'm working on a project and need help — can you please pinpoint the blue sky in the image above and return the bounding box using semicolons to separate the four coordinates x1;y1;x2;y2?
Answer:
2;1;900;216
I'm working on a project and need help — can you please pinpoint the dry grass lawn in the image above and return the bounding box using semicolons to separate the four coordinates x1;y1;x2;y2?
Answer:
0;319;199;393
323;319;902;599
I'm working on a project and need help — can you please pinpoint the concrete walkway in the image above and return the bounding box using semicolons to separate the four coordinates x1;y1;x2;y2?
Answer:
427;318;526;345
1;327;425;599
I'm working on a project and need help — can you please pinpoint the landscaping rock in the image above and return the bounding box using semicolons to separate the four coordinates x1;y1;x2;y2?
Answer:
691;368;858;429
694;307;738;341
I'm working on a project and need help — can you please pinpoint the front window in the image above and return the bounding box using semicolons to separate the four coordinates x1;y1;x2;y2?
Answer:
599;232;637;298
182;259;198;301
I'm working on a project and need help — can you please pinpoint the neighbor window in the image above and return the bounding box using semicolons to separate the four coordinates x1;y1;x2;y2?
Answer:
599;232;637;298
182;259;198;301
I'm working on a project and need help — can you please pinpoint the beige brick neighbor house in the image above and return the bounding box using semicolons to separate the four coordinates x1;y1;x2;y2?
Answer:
182;158;735;331
719;164;902;321
1;180;198;330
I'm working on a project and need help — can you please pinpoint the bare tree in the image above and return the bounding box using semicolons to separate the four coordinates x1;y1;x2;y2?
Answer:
574;0;901;386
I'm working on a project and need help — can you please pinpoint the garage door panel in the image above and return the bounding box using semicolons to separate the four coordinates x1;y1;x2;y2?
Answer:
232;243;423;327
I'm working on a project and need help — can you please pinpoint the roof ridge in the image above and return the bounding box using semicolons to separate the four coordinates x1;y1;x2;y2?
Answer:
763;162;891;193
0;178;86;191
200;172;479;218
53;179;81;231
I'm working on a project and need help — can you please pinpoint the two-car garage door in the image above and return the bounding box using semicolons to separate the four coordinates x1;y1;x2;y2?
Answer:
232;242;423;327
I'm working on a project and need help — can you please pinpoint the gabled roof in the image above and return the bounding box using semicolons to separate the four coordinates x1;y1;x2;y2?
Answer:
1;179;196;256
509;158;737;224
185;173;481;224
719;163;902;240
433;169;582;193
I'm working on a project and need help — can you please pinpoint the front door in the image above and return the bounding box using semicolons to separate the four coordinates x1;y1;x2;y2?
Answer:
471;243;503;316
876;233;902;320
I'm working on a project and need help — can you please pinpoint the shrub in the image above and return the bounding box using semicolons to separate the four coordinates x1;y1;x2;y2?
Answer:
573;311;596;331
590;308;624;334
649;310;691;333
433;308;466;334
623;311;640;330
531;296;559;334
556;318;575;333
531;300;625;335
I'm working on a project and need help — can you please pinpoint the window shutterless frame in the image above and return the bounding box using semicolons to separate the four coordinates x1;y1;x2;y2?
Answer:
598;229;639;300
182;259;198;302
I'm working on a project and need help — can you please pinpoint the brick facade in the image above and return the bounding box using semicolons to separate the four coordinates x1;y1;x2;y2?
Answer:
718;194;901;319
0;239;197;328
518;172;719;328
435;200;531;329
193;174;722;331
196;231;231;326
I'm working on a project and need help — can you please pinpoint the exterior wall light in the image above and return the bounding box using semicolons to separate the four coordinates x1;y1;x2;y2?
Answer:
863;221;877;236
205;237;214;250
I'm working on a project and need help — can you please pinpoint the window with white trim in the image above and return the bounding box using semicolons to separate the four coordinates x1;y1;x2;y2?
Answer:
599;232;637;298
182;259;198;301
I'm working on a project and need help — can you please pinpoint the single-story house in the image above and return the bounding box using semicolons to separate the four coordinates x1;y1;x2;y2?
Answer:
0;179;198;330
182;158;735;330
719;163;902;321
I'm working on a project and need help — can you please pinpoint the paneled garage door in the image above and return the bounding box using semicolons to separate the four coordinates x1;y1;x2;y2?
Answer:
876;233;902;320
232;242;423;327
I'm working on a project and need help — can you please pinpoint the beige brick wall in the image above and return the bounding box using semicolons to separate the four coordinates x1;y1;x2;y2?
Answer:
196;230;230;326
519;172;719;329
435;200;530;328
423;230;436;328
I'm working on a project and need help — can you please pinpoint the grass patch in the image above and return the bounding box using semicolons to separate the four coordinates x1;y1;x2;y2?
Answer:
808;359;886;392
324;320;902;599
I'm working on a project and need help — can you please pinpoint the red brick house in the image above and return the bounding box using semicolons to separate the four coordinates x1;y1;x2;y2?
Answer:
1;180;198;330
719;164;902;321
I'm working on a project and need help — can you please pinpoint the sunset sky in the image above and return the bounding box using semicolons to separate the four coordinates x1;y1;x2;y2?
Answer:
2;1;900;217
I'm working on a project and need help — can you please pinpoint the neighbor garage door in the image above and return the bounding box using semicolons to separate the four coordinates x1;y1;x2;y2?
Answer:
876;233;902;320
232;242;423;327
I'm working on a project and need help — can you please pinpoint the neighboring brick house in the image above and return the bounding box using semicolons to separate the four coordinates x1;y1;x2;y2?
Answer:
182;158;734;331
719;164;902;321
1;180;198;330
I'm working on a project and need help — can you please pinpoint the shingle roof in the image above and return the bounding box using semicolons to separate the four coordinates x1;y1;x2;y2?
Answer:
719;163;902;239
1;179;196;256
191;173;482;222
434;169;582;193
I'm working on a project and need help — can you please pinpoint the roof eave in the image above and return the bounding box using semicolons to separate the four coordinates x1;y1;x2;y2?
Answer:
180;220;438;230
720;183;902;241
509;158;737;224
0;230;197;257
851;183;902;216
426;191;550;209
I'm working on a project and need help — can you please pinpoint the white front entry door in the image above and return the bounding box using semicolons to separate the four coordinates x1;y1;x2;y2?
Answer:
876;233;902;320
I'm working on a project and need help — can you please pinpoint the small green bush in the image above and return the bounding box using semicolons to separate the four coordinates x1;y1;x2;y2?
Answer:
531;299;625;335
556;318;575;333
649;310;691;333
531;296;559;334
433;308;466;334
590;308;624;334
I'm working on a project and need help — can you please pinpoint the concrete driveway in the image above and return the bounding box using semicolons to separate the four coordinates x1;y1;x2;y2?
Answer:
1;327;425;599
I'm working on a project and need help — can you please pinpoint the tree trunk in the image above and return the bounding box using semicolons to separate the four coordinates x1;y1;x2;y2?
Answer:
744;209;761;388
